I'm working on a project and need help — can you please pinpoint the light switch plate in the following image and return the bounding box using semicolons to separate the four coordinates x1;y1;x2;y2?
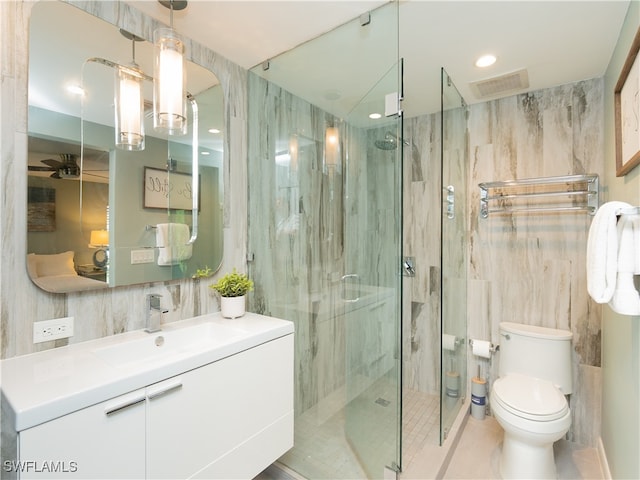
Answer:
131;249;155;264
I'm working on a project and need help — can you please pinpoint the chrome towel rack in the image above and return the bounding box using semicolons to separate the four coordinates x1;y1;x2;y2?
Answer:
479;174;599;218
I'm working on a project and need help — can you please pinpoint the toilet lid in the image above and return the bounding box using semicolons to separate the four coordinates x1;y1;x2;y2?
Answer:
493;373;568;421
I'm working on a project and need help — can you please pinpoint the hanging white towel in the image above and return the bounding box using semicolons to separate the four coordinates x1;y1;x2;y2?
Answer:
633;214;640;275
609;272;640;315
609;214;640;315
586;201;632;303
156;223;193;266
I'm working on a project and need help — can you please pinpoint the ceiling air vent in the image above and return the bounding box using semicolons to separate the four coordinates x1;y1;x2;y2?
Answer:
469;69;530;99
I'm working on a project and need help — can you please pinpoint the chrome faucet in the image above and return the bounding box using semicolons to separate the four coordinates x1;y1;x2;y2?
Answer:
145;294;166;333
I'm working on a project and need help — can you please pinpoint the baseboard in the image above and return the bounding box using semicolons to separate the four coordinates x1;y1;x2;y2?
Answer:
597;437;612;480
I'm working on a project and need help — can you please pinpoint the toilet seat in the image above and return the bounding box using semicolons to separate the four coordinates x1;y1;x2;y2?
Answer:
492;373;568;422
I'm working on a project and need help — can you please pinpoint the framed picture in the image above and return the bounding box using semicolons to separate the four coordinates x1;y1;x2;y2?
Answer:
143;167;198;210
614;26;640;177
27;186;56;232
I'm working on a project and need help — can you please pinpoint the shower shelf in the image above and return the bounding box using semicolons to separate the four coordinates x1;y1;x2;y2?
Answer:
479;174;599;218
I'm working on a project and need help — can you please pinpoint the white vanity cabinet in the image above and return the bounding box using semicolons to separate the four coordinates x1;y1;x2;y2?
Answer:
147;335;294;479
2;314;294;480
18;389;147;479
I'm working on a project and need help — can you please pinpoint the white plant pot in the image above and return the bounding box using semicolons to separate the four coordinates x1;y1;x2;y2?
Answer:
220;295;246;319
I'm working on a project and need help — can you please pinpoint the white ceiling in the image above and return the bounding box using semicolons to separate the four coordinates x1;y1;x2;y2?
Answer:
127;0;631;118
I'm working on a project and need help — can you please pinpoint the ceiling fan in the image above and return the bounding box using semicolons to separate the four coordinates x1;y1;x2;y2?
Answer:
27;153;109;181
28;154;81;179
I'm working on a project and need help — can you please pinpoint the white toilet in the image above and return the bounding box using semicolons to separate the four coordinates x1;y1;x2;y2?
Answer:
490;322;573;479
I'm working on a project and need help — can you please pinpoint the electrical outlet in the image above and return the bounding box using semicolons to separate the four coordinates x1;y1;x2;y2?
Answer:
33;317;74;343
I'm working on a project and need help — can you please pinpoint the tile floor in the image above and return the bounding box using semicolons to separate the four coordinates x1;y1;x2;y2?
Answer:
444;416;604;479
404;414;605;480
260;412;606;480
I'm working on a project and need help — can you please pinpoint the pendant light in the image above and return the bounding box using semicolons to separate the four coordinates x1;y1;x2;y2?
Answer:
115;31;145;151
153;0;188;136
324;125;341;175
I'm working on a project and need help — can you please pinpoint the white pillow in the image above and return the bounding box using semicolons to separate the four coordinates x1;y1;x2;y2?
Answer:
33;251;77;277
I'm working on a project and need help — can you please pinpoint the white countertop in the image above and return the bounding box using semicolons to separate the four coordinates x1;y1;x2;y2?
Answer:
1;312;294;432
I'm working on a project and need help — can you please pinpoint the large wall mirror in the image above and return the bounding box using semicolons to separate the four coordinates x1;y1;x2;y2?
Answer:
27;1;224;293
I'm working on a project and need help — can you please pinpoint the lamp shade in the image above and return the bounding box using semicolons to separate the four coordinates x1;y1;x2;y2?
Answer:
90;229;109;247
115;65;145;151
153;27;186;136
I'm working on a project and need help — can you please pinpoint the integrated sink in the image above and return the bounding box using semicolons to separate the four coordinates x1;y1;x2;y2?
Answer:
93;322;246;368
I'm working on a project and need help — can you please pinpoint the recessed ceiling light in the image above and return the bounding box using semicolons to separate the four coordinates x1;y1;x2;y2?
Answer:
369;113;382;120
208;128;220;134
475;54;497;68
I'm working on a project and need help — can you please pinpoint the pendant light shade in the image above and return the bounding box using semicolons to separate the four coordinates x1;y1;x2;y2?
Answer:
324;126;341;174
115;65;145;151
153;27;186;135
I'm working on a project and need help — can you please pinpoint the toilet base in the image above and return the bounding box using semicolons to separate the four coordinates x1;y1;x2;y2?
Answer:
500;433;557;479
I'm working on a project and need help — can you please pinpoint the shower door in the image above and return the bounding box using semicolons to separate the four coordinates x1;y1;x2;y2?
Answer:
440;68;468;442
246;3;401;478
342;65;403;477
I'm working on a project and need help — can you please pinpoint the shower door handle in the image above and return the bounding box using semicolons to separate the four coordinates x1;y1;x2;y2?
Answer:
341;274;360;303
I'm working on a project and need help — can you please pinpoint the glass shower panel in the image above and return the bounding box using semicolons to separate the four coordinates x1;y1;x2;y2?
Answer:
343;65;403;477
247;3;400;478
440;68;468;443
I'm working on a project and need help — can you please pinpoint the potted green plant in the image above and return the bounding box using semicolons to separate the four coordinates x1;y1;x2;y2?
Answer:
209;268;254;318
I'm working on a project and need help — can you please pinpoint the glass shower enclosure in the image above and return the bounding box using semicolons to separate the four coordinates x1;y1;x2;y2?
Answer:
440;68;468;443
247;3;402;478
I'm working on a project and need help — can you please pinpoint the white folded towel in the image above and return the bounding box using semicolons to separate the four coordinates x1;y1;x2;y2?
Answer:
586;201;632;303
156;223;193;266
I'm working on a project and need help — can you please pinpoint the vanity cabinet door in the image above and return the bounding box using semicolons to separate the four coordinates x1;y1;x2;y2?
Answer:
17;389;146;479
146;334;294;480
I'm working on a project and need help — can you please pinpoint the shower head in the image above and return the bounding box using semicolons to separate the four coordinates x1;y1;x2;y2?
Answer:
374;131;409;150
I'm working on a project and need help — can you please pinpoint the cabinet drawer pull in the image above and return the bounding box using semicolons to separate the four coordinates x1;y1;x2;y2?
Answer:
104;395;145;416
147;379;183;400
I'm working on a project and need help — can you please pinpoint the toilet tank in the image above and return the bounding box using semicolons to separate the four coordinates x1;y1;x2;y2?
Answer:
498;322;573;394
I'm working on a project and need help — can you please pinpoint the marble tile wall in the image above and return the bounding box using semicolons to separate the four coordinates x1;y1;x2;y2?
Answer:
0;0;248;360
466;78;605;446
402;112;442;397
402;78;604;447
246;72;402;416
246;71;347;415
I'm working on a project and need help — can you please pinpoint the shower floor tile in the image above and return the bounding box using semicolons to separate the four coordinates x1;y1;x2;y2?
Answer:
275;386;442;479
402;388;440;467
